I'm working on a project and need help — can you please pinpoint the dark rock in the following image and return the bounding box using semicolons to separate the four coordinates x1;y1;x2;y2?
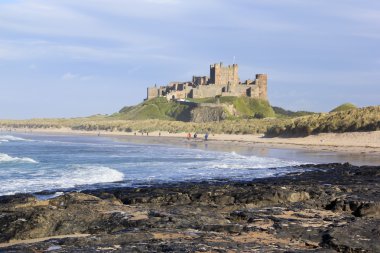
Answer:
322;219;380;252
0;163;379;252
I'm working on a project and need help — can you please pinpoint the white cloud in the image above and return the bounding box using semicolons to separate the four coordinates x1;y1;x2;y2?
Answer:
0;1;171;47
61;72;77;80
61;72;96;81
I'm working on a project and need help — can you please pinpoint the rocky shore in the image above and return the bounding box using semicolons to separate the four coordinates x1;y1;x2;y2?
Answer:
0;163;379;252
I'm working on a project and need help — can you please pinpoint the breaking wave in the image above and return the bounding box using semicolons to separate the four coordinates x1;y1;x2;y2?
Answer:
0;165;124;196
0;135;31;142
0;153;38;163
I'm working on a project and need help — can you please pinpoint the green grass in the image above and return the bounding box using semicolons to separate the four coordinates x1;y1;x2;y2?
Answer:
115;96;275;121
266;106;380;137
189;96;275;118
330;103;357;113
232;97;275;118
113;98;193;121
0;117;287;135
272;106;315;118
2;105;378;137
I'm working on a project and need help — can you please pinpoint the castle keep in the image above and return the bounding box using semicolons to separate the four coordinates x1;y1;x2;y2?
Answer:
147;62;267;101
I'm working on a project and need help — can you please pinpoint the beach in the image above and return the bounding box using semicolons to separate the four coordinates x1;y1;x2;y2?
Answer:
2;127;380;165
3;127;380;151
0;130;379;252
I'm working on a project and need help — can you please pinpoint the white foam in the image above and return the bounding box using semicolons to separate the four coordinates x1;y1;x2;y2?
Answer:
202;151;302;170
0;135;31;142
0;165;124;196
0;153;38;163
65;165;125;185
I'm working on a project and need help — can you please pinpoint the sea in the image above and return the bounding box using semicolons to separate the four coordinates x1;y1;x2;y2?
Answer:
0;133;377;197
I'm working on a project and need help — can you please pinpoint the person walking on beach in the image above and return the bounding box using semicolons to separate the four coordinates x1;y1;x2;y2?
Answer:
187;133;191;140
193;133;197;139
204;132;209;141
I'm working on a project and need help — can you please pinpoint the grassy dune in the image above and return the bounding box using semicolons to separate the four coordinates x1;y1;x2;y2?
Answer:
0;117;287;135
1;102;378;137
330;103;357;112
266;106;380;137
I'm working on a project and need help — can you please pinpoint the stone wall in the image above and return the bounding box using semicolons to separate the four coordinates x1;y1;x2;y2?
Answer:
256;74;268;100
193;76;209;86
147;87;159;100
146;63;268;101
210;63;239;85
192;85;223;99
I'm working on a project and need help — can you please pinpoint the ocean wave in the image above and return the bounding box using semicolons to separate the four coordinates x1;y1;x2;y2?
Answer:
0;165;124;196
0;135;32;142
65;165;125;185
0;153;38;163
202;151;302;170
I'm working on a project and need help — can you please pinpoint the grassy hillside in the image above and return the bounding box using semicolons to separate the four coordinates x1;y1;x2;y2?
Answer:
189;96;275;118
272;106;315;118
115;98;194;121
266;106;380;137
116;96;275;121
2;106;378;136
330;103;357;113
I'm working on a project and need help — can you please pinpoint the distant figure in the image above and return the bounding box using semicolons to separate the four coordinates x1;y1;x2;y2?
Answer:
141;132;144;136
193;133;197;139
187;133;191;140
97;132;100;136
134;132;136;136
204;133;209;141
159;132;161;137
146;132;149;136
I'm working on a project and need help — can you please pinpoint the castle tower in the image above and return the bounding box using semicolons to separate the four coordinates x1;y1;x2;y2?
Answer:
210;62;239;85
230;64;239;86
255;74;268;100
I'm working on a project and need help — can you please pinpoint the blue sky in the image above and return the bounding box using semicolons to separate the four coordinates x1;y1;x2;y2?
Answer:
0;0;379;119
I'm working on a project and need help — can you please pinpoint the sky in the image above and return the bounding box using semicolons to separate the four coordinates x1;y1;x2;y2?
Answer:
0;0;379;119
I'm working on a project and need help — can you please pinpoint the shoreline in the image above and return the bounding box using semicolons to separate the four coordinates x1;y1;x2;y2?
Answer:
2;127;380;165
1;128;379;252
2;127;380;152
1;163;379;252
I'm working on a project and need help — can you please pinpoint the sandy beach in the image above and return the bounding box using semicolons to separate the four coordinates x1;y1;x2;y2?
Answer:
2;127;380;155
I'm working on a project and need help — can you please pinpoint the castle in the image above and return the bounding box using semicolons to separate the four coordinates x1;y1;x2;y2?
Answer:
146;62;268;101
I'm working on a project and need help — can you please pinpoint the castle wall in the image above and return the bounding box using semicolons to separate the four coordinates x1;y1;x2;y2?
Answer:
192;85;223;99
165;89;188;100
250;85;260;99
255;74;268;100
210;63;239;85
147;87;159;100
227;85;249;97
193;76;209;86
146;63;268;101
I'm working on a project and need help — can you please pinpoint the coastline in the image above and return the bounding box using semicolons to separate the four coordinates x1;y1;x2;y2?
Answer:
1;128;380;252
2;127;380;165
1;163;379;252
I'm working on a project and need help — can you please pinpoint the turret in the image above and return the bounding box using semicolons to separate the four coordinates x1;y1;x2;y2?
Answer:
255;74;268;100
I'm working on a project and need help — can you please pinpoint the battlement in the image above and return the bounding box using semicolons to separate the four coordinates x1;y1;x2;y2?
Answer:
210;62;239;85
146;63;268;101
